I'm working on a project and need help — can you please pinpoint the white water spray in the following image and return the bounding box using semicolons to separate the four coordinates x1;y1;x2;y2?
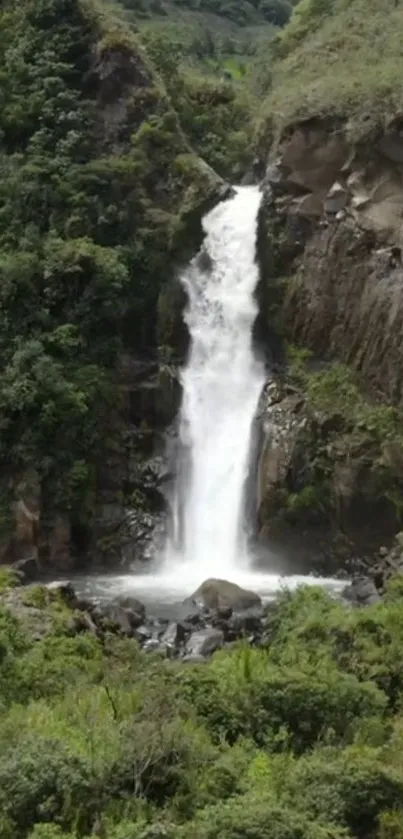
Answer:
167;186;265;575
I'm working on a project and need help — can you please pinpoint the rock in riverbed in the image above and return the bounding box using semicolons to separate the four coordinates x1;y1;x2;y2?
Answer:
0;575;266;658
186;627;224;657
186;578;262;613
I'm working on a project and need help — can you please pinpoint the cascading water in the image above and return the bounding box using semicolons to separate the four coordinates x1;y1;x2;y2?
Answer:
65;185;347;609
167;186;265;575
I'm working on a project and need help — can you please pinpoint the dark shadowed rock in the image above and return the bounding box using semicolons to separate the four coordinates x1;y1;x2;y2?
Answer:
46;580;78;608
114;595;145;626
186;627;224;657
187;578;261;613
14;557;39;583
101;605;133;635
324;182;348;214
228;605;265;634
96;597;146;635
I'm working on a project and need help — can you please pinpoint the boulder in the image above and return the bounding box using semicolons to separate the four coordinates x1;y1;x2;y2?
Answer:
114;595;146;626
187;578;261;613
161;621;188;647
342;576;381;606
14;556;39;583
97;598;146;635
186;628;224;658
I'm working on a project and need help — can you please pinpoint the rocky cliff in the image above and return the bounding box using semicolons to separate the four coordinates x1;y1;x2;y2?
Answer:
256;117;403;563
253;0;403;563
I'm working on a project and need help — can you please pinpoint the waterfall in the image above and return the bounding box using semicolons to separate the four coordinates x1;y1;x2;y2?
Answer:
68;187;347;604
166;185;265;576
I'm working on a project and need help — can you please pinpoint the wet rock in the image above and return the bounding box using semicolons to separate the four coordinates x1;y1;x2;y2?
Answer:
342;576;381;606
187;579;261;613
114;595;146;626
161;621;188;647
170;602;204;625
101;605;133;635
186;628;224;657
228;605;265;635
134;624;152;643
97;598;146;635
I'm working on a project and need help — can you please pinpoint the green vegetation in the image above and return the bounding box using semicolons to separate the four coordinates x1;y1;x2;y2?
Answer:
1;581;403;836
117;0;289;62
258;0;403;141
142;30;254;178
0;0;223;537
280;354;403;527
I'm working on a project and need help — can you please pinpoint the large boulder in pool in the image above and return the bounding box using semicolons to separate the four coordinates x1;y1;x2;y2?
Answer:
187;578;261;613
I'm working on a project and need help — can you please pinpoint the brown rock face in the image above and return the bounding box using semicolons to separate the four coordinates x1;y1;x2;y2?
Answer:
259;118;403;404
282;223;403;403
13;472;41;565
255;378;403;562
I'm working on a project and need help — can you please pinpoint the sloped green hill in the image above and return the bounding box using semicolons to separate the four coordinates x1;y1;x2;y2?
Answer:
118;0;288;64
259;0;403;141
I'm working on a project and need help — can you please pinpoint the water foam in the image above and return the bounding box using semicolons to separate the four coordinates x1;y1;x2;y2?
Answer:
166;186;265;577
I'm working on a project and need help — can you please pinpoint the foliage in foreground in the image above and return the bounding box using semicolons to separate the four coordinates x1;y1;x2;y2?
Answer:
2;582;403;837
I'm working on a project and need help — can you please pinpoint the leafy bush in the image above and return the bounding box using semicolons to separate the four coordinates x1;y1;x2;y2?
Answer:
1;581;403;837
0;736;96;836
282;748;403;837
178;797;348;839
177;639;386;750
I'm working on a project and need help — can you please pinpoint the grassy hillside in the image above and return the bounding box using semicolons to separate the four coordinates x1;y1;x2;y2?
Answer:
117;0;286;70
259;0;403;141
